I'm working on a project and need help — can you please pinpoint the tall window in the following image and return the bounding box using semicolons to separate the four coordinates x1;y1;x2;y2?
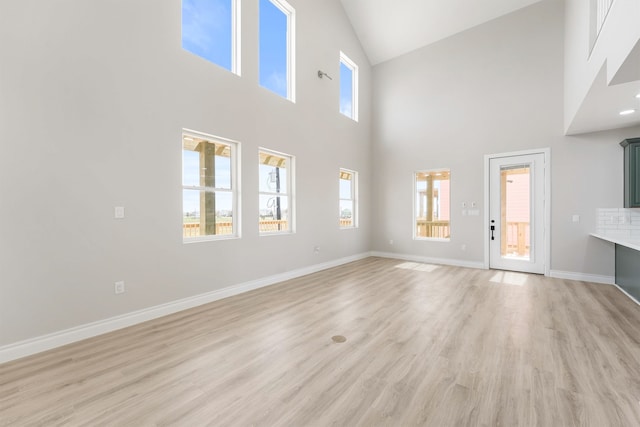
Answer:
339;52;358;121
414;170;450;240
259;149;295;234
339;169;358;228
182;131;239;241
182;0;241;74
259;0;295;101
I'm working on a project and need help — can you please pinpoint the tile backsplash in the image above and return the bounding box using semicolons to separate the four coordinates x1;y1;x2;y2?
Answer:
596;208;640;238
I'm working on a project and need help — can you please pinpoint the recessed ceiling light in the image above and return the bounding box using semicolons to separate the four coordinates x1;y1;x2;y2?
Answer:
636;93;640;98
620;109;636;116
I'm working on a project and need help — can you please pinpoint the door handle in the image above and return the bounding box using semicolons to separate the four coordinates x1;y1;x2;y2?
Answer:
490;220;495;240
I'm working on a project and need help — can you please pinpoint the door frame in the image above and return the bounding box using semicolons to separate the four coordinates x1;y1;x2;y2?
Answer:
483;148;551;276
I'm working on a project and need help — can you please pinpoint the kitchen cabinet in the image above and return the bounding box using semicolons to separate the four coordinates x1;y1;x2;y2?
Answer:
621;137;640;208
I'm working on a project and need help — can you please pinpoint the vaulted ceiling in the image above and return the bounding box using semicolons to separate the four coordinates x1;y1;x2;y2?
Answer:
339;0;546;65
339;0;640;135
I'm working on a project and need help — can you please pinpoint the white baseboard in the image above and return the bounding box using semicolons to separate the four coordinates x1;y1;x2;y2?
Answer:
370;251;485;270
0;252;371;365
548;270;615;285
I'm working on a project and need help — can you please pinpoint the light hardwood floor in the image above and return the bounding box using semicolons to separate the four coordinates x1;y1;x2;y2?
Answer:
1;257;640;426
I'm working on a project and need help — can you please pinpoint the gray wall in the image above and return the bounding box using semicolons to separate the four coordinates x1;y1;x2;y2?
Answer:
0;0;372;346
371;0;640;275
2;0;638;351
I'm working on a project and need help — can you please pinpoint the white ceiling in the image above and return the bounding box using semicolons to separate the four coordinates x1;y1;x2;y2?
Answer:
340;0;640;134
340;0;546;65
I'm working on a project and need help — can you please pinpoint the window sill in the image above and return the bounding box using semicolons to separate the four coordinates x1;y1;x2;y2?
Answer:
259;231;295;237
414;237;450;243
183;235;240;244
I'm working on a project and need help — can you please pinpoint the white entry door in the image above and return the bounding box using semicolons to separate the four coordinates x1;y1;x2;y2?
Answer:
489;152;546;274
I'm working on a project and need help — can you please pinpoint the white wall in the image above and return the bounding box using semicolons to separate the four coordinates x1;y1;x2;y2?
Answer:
0;0;371;347
371;0;640;277
564;0;640;133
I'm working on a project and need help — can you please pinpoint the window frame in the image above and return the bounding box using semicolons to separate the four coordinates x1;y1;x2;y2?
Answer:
413;169;451;242
259;0;296;102
181;0;242;75
258;148;296;235
339;51;359;121
339;168;358;229
232;0;242;75
182;129;241;243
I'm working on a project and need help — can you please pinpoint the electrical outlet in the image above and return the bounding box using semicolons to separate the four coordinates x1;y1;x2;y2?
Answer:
114;281;125;294
389;239;394;245
314;246;320;254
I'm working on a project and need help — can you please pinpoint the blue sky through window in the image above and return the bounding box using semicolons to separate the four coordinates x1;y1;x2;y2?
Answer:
182;0;233;71
339;178;351;199
183;148;233;216
340;61;353;117
182;150;232;189
259;164;288;193
260;0;288;98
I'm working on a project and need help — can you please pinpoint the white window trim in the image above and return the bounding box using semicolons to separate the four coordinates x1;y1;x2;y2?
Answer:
182;129;241;243
339;51;358;122
263;0;296;102
259;147;296;235
339;168;358;229
232;0;242;75
413;168;451;242
182;0;242;75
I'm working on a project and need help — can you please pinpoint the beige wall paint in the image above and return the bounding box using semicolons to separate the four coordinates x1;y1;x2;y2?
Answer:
371;0;640;275
0;0;372;346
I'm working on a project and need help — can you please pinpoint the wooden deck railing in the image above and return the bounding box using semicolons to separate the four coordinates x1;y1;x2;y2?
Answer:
184;219;359;237
340;218;353;227
505;221;530;256
415;219;450;238
183;220;289;237
258;219;289;233
184;220;526;251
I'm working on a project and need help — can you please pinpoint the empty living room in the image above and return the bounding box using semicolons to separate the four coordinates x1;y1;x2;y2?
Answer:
1;0;640;425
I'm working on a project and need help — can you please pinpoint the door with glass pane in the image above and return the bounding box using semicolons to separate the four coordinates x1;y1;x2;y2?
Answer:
489;153;545;274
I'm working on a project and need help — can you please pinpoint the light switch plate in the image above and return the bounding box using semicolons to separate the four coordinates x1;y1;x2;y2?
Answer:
114;207;125;219
114;281;125;294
